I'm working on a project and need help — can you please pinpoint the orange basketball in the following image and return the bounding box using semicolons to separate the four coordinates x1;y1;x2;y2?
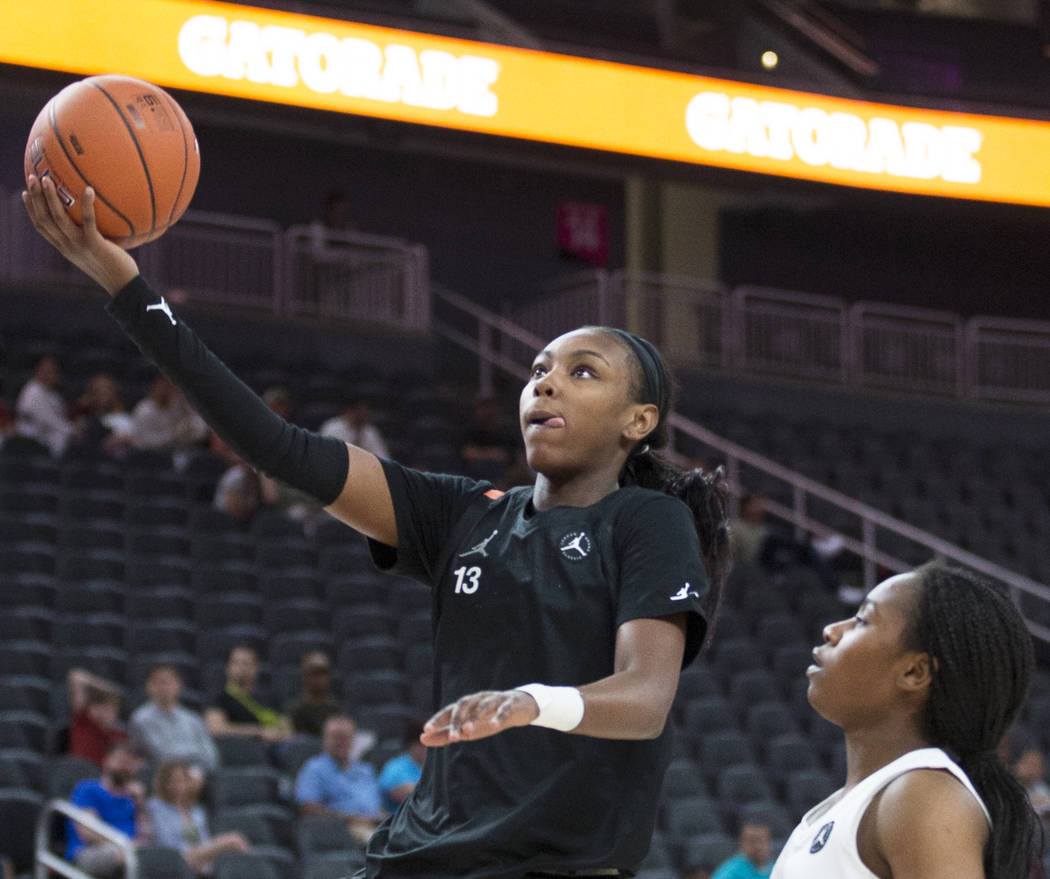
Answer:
24;74;200;249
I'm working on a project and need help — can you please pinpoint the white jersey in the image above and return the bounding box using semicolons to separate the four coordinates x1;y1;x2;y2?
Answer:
771;747;990;879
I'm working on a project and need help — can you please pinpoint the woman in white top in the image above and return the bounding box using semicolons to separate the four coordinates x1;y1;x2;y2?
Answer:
772;563;1041;879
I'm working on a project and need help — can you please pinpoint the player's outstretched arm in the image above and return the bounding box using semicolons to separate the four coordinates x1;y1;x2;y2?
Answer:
420;614;686;746
22;175;398;546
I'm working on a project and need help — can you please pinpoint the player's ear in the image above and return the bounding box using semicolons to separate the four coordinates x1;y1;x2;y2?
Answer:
897;651;934;695
623;403;659;443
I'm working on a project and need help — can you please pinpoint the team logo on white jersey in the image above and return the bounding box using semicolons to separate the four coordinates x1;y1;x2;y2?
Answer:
670;582;700;602
146;297;177;326
458;529;499;559
559;531;591;560
810;820;834;853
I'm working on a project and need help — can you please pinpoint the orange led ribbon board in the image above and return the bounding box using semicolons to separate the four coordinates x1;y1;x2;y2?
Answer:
5;0;1050;205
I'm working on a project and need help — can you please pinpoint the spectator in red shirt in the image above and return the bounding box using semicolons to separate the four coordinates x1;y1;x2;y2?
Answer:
68;668;127;767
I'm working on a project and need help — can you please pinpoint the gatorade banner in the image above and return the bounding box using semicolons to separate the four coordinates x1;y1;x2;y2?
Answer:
6;0;1050;206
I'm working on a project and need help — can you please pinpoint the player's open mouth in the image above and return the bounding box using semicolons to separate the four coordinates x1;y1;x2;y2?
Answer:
526;411;566;429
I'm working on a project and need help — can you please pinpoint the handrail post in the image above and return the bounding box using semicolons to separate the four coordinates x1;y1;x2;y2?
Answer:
793;485;806;542
862;517;876;594
479;321;494;397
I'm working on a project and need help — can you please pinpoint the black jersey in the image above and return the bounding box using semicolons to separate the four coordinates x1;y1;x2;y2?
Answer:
360;460;708;879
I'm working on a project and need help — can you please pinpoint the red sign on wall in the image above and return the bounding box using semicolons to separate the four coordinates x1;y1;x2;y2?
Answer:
557;202;608;266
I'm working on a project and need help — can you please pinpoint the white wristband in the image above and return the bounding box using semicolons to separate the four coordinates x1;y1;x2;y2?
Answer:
515;683;585;732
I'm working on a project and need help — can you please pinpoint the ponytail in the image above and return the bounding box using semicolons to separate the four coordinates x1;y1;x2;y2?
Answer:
911;563;1042;879
604;319;732;653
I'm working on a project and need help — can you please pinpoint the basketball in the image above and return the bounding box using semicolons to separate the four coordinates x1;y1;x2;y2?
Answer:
24;74;200;249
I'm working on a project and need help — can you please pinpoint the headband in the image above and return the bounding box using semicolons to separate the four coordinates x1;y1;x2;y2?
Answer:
608;328;668;414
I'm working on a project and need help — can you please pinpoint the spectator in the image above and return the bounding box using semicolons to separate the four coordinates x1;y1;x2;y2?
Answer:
319;394;389;458
204;646;291;742
129;665;219;776
213;455;263;522
457;394;518;485
68;668;127;768
1014;746;1050;824
378;721;426;813
259;386;324;528
131;375;208;467
70;373;135;457
65;742;149;879
147;760;251;875
711;822;772;879
286;652;344;738
295;715;384;845
730;492;840;593
15;354;75;455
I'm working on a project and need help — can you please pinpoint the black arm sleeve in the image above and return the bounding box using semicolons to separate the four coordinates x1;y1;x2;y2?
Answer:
106;275;349;505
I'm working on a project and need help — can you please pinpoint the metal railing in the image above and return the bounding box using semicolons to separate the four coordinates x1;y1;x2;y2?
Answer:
510;268;1050;404
36;799;138;879
1;192;428;332
433;283;1050;647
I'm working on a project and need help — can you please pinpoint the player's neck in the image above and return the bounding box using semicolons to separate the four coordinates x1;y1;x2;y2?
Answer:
842;722;930;790
531;470;621;510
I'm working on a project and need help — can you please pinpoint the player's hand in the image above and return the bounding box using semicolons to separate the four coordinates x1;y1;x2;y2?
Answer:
22;174;140;295
421;689;539;747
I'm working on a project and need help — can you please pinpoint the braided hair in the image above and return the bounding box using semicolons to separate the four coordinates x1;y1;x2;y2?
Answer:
907;562;1042;879
594;327;730;651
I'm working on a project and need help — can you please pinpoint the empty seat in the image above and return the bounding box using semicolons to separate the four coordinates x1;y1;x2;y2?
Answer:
337;636;402;675
662;794;724;838
126;586;195;622
256;540;317;571
126;621;198;656
715;764;775;809
355;703;419;742
660;756;709;801
0;640;54;679
786;768;837;819
0;748;45;790
56;612;126;650
45;755;100;798
709;636;765;682
765;732;822;790
55;579;127;615
745;701;799;750
212;851;282;879
678;696;737;740
296;815;360;858
699;729;756;777
268;630;335;669
333;603;397;641
263;599;328;635
0;787;44;872
345;670;410;708
0;606;55;642
214;736;271;767
728;669;779;719
136;845;195;879
199;626;268;664
0;711;50;751
259;570;323;603
197;593;264;629
679;833;737;877
0;675;52;715
211;766;285;811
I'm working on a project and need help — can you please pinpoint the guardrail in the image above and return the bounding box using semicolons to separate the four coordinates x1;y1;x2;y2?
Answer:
2;192;429;332
433;283;1050;647
510;268;1050;405
36;799;138;879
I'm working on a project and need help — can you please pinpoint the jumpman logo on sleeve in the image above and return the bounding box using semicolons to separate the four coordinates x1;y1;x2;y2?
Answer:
146;297;177;326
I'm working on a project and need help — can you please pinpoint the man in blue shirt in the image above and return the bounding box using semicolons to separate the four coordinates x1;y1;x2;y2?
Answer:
66;742;148;877
378;722;426;813
712;823;773;879
295;714;384;844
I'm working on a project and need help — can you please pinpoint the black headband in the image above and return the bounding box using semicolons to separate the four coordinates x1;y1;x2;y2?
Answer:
608;328;667;414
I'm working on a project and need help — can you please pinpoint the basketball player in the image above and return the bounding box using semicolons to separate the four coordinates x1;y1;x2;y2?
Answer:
772;563;1042;879
24;177;732;878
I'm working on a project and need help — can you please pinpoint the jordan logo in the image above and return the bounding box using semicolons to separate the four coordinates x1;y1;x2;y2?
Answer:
670;582;699;601
810;821;834;853
459;529;499;559
146;297;176;326
559;531;591;560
